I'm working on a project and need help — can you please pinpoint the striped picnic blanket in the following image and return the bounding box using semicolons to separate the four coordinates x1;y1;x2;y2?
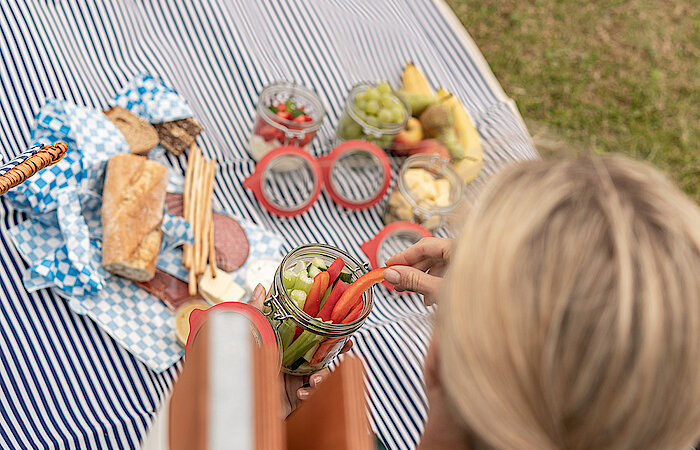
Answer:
0;1;537;449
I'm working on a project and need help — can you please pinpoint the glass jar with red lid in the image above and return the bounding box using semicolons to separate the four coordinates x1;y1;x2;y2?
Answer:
249;81;325;161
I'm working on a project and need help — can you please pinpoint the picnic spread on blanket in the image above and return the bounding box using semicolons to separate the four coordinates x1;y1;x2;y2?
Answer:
0;1;537;449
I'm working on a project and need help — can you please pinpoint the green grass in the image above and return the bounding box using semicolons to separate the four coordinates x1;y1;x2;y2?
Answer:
447;0;700;202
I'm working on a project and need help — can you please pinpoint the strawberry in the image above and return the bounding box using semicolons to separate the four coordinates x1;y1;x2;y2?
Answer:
257;124;282;142
300;132;315;147
292;114;307;123
276;111;292;120
276;103;286;112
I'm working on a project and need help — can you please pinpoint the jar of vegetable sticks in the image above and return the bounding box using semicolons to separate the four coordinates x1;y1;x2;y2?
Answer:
262;244;375;376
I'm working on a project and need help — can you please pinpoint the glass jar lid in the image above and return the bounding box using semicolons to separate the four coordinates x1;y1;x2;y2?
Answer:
361;221;433;291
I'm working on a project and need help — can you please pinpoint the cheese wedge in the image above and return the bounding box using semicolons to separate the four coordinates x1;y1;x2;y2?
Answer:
199;266;246;304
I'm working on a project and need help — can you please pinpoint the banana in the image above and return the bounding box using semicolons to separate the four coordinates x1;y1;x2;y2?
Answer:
401;63;435;97
437;88;483;163
453;157;483;184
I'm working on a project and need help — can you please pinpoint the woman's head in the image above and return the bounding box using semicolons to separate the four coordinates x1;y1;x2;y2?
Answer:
440;156;700;449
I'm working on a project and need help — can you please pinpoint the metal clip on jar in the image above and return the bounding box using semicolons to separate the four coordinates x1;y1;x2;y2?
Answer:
384;154;464;230
249;81;325;161
262;244;373;376
336;82;410;149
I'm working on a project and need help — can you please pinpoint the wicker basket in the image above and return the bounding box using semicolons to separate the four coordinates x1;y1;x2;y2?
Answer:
0;143;68;196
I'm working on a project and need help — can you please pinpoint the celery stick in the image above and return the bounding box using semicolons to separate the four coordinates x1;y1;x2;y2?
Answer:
303;342;321;362
294;274;314;293
283;270;297;290
309;265;322;278
289;290;307;310
283;330;323;367
278;319;296;349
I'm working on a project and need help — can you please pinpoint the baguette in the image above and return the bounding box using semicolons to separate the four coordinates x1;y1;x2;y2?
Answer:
101;154;168;282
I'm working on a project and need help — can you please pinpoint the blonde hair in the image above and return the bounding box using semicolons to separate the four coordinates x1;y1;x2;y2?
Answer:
440;156;700;449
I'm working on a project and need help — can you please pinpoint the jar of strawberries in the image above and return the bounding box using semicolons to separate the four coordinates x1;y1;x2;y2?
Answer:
249;82;325;161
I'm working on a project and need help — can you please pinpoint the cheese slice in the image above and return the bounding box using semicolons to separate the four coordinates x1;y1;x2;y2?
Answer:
199;266;246;304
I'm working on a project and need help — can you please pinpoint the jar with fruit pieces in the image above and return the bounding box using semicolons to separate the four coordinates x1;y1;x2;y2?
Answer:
383;154;464;230
336;82;410;149
249;81;325;161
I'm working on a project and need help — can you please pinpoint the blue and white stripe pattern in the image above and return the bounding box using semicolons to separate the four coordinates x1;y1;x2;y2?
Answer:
0;1;537;449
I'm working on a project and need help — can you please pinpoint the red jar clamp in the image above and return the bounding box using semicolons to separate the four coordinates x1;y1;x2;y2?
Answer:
185;302;279;359
361;221;433;290
243;140;391;217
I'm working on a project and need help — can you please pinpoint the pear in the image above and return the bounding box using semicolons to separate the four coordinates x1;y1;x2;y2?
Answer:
419;104;453;137
419;104;464;159
396;90;439;116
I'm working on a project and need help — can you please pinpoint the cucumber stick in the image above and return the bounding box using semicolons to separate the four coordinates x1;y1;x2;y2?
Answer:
310;257;327;270
319;284;333;309
308;266;322;278
338;271;353;284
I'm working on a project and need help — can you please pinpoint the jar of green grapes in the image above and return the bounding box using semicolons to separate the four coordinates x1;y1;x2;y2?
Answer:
336;82;410;149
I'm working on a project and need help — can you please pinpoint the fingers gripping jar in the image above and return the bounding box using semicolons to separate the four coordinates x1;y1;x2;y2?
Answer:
262;244;374;376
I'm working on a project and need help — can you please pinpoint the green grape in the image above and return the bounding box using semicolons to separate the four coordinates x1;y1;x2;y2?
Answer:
376;134;395;148
355;91;368;102
391;107;406;123
365;99;380;115
355;98;368;111
377;108;394;123
380;94;397;108
364;88;380;101
364;115;380;128
342;120;364;139
356;111;371;122
377;81;392;94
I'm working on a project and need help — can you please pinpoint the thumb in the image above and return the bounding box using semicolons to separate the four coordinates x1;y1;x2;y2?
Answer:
383;266;441;297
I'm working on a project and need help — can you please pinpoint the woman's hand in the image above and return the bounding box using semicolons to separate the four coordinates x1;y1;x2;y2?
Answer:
382;237;453;306
249;284;352;416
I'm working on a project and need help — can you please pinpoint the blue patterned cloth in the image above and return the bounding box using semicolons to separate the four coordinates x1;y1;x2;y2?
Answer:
110;73;193;123
5;78;283;371
4;84;197;370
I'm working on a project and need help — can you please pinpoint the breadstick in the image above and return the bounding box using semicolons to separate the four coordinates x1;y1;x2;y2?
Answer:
192;152;205;276
208;161;218;278
199;161;216;274
187;149;203;269
182;144;197;268
188;262;197;296
184;147;201;267
197;162;214;273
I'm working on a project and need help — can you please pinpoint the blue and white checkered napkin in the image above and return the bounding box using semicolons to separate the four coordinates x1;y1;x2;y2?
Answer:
110;73;193;123
6;75;283;371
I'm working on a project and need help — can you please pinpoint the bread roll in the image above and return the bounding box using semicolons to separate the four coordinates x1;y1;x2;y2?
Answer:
104;107;159;155
101;154;168;281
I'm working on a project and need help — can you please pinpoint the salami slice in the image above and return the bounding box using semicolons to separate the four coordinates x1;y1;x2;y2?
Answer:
165;193;250;271
136;269;203;311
